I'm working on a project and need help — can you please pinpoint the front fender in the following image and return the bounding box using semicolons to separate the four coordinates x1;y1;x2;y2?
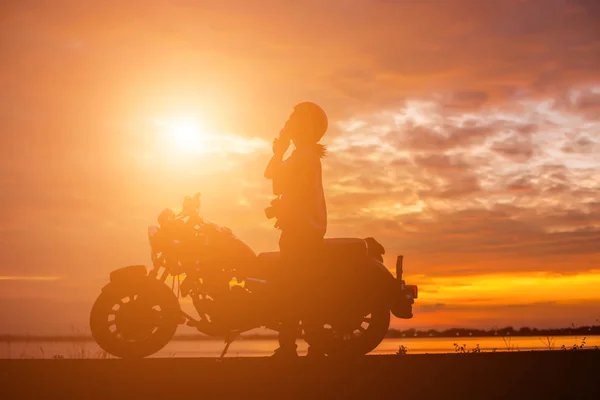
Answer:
100;266;183;324
106;265;148;288
102;265;148;291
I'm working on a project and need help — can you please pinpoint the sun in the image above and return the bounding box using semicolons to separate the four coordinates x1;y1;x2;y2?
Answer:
149;113;268;161
171;119;201;150
154;115;208;153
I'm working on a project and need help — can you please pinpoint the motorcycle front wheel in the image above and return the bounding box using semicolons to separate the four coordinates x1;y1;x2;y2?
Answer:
303;304;390;358
90;279;180;359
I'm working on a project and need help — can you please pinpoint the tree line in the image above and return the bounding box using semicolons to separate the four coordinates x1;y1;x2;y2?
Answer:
385;325;600;338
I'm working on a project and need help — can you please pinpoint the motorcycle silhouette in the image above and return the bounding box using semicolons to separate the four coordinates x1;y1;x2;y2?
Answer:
90;193;418;358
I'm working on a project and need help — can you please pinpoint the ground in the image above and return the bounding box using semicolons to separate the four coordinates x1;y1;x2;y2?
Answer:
1;351;599;399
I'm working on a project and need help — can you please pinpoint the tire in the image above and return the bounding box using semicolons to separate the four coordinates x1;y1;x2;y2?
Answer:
90;279;180;359
303;305;390;358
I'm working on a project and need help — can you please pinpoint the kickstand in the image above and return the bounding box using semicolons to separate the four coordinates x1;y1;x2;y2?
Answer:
218;331;239;360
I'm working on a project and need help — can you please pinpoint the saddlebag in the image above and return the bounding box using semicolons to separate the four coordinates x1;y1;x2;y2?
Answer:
321;238;368;265
364;237;385;262
391;284;418;319
390;256;418;319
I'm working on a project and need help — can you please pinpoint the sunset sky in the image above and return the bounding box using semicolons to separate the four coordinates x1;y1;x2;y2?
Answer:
1;0;599;334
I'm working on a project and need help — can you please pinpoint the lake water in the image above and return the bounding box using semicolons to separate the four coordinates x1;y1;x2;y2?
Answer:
2;335;598;359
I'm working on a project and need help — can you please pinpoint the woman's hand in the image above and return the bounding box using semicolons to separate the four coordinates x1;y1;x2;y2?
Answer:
272;138;289;156
266;138;288;179
273;136;290;156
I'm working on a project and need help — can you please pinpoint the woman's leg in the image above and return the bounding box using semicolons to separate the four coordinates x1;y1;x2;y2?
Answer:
275;231;324;354
275;231;301;353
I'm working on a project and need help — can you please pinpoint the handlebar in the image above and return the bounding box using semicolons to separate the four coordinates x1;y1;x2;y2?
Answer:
177;192;202;218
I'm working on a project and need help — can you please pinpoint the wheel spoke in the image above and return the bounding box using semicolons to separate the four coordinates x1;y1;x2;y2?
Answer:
148;309;163;326
302;308;390;357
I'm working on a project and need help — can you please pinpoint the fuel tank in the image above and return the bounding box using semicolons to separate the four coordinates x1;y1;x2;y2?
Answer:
200;221;257;270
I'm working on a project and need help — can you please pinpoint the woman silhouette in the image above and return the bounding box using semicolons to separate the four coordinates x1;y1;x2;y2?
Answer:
264;102;328;358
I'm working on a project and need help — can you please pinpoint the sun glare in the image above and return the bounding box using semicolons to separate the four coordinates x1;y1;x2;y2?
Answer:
172;120;201;150
149;114;268;162
154;116;207;154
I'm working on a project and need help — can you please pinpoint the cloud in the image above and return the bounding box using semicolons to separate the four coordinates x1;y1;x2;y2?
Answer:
388;122;493;152
322;91;600;278
505;175;535;193
562;135;599;154
491;134;534;161
417;303;447;314
413;154;471;175
442;91;490;110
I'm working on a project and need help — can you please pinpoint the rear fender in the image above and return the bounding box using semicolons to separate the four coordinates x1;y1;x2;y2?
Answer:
367;260;398;306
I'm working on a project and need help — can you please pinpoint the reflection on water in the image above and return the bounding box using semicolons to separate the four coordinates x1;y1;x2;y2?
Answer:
2;336;598;359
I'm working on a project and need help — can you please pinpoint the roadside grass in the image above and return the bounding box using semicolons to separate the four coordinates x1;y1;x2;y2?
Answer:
539;336;556;350
561;337;586;351
395;336;597;356
453;343;482;354
396;345;409;355
500;335;518;352
4;332;599;359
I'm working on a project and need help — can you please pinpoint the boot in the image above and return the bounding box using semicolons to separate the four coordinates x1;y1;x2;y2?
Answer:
271;344;299;359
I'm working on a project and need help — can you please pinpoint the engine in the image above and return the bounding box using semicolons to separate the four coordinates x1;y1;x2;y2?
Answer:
148;207;256;277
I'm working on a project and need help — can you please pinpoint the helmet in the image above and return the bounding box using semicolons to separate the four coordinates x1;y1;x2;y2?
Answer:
292;102;328;142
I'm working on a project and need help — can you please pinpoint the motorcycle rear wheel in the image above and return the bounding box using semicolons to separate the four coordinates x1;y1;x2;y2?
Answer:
303;305;390;358
90;280;180;359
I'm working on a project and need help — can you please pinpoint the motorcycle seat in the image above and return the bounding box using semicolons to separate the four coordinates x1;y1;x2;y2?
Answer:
322;238;368;263
257;251;281;263
256;238;368;265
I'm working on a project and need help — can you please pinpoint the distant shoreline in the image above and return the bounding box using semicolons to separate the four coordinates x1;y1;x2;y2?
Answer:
2;326;599;342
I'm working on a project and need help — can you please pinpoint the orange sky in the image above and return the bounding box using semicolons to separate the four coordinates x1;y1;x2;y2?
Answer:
1;0;600;334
